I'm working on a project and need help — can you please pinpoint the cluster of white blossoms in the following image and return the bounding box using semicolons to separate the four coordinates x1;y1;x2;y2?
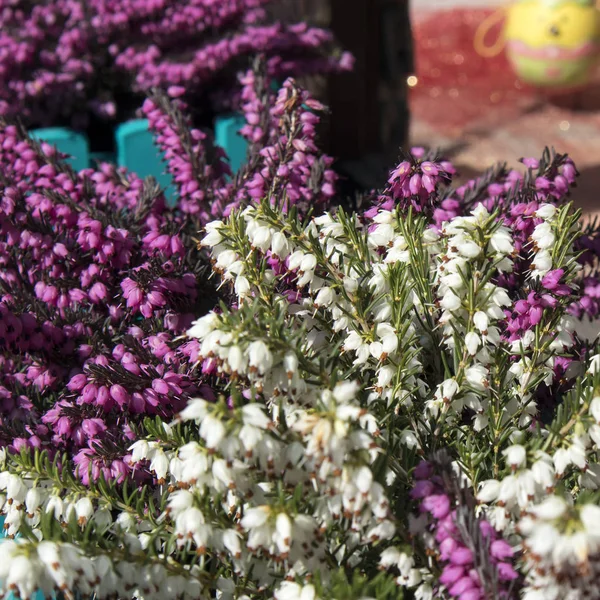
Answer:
518;496;600;600
529;203;577;280
3;187;600;600
427;203;514;427
476;444;558;531
0;538;204;600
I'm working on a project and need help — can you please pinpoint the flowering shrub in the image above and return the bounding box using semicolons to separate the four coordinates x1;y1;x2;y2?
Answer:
3;82;600;600
0;0;351;131
0;72;332;495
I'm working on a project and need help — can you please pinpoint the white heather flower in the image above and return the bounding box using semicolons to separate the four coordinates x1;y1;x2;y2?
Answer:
241;506;270;529
241;404;271;429
455;236;482;258
3;473;26;504
369;223;395;248
248;341;273;375
491;287;511;307
287;250;305;271
590;397;600;423
588;354;600;374
25;488;42;515
250;225;273;251
6;553;41;600
535;204;557;220
529;495;568;520
355;466;374;494
477;479;500;503
234;275;251;298
333;380;360;403
531;250;552;274
568;441;587;470
590;425;600;448
150;449;169;481
473;311;489;332
503;445;527;470
385;236;409;263
379;546;401;569
201;221;223;247
227;345;246;375
464;332;480;356
283;352;298;379
275;582;318;600
271;232;290;259
167;490;194;516
74;497;94;526
531;222;555;249
435;379;459;403
187;312;220;340
400;430;419;449
490;229;514;254
553;448;572;476
314;287;335;308
176;507;211;550
222;529;242;559
580;504;600;534
46;496;64;520
497;475;519;507
377;365;395;389
373;210;394;224
465;365;489;390
300;254;317;273
531;455;555;490
177;398;210;422
274;513;292;552
440;291;462;312
343;276;359;294
200;415;226;449
214;249;238;271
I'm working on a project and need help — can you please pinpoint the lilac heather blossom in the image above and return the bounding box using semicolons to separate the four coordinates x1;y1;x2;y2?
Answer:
0;0;351;130
366;149;453;218
227;71;338;215
410;460;520;600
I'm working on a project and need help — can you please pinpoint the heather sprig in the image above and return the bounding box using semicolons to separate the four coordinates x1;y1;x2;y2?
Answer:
144;70;338;225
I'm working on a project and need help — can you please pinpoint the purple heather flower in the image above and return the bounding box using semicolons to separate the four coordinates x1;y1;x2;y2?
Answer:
0;108;218;484
541;269;570;296
412;460;519;600
0;0;351;130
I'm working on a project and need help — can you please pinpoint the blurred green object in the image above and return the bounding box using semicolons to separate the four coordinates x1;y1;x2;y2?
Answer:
115;118;176;203
30;128;90;172
214;113;248;175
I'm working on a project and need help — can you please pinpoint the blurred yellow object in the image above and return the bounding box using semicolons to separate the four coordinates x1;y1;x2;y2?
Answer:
474;0;600;87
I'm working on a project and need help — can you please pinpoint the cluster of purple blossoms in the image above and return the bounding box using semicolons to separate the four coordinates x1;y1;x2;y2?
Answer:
0;117;220;483
571;221;600;321
0;0;352;131
503;270;571;345
411;461;519;600
365;147;454;218
145;68;338;225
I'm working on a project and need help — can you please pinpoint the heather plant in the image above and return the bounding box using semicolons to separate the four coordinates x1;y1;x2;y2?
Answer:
4;84;600;600
0;0;351;136
0;73;333;495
